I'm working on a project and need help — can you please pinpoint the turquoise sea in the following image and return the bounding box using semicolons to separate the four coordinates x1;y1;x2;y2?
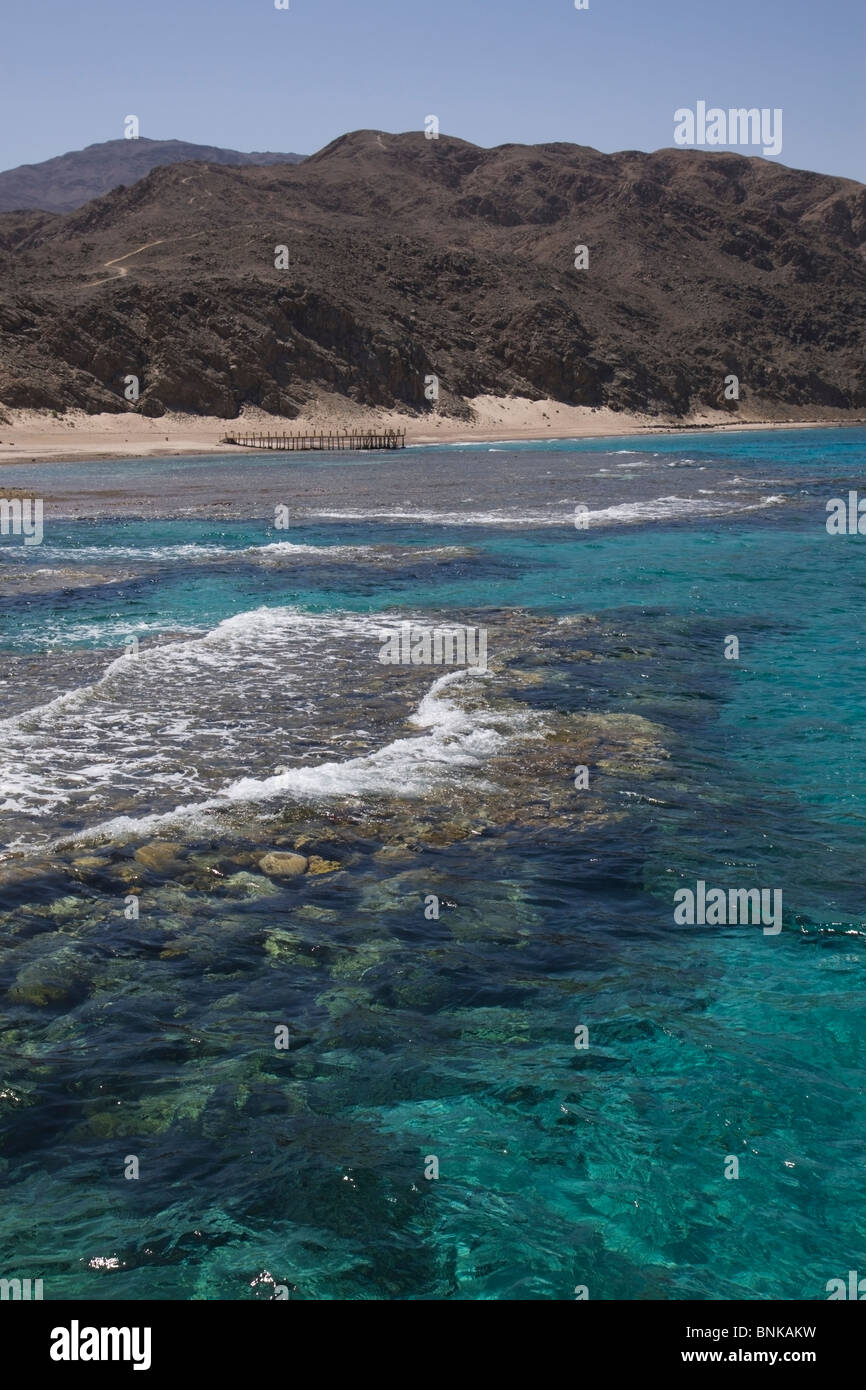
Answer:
0;425;864;1299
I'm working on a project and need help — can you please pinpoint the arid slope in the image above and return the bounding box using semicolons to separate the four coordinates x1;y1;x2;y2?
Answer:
0;131;864;421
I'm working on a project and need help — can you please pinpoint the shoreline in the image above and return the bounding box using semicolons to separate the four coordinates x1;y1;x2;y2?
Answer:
0;397;863;466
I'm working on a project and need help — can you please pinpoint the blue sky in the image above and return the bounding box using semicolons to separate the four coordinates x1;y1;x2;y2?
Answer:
1;0;863;180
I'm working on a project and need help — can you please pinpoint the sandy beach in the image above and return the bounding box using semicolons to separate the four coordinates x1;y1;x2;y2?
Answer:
1;394;863;466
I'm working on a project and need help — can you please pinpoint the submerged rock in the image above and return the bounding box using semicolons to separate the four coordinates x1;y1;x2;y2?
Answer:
74;1086;211;1139
259;851;308;880
306;855;341;876
331;939;401;980
293;906;340;924
221;871;282;900
0;862;69;906
8;946;92;1008
134;842;186;874
264;929;319;966
448;1006;532;1045
43;894;85;920
112;863;144;886
371;845;417;866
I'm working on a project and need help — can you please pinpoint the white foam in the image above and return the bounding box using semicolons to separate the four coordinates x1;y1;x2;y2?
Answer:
34;542;237;562
310;508;572;525
17;539;462;569
1;607;539;854
308;493;787;527
66;667;536;846
0;608;391;821
0;608;386;731
250;540;374;558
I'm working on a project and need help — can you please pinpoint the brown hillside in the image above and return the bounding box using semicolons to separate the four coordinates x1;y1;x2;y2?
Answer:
1;130;864;420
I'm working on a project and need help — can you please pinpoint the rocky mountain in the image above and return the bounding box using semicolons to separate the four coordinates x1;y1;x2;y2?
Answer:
0;138;305;214
0;130;864;420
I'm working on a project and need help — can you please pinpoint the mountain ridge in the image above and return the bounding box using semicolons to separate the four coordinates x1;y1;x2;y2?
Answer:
1;130;864;420
0;138;306;214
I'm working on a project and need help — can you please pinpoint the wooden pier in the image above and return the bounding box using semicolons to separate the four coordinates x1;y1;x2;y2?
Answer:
222;429;405;452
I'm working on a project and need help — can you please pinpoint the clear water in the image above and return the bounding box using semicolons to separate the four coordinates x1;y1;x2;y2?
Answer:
1;426;864;1299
